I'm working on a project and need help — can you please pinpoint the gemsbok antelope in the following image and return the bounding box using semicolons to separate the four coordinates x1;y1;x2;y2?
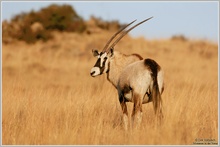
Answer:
90;17;164;130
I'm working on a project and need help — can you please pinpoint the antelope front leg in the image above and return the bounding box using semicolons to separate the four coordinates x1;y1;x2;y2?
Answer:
119;95;128;131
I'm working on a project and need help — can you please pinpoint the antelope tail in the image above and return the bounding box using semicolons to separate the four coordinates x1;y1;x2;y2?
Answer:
152;76;163;126
144;58;163;119
152;77;162;116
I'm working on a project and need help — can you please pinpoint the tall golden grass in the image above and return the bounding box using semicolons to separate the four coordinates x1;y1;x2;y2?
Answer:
2;31;218;145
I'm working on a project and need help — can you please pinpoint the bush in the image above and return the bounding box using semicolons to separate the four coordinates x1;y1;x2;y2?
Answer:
171;35;188;42
37;4;86;32
90;16;121;31
3;4;86;43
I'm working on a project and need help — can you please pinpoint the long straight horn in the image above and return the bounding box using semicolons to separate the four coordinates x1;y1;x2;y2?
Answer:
102;19;137;53
107;17;153;52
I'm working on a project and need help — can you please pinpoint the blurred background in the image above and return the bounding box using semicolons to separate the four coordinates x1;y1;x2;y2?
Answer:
2;1;219;43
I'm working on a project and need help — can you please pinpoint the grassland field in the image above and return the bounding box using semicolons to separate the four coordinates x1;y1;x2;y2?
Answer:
2;31;218;145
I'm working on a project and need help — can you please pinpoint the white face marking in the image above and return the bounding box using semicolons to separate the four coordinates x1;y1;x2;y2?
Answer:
90;67;100;77
100;52;107;67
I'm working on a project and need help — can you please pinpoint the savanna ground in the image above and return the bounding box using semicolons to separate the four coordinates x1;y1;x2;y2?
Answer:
2;31;218;145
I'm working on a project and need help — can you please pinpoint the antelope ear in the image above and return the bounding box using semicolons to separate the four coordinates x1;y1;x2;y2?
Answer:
109;47;114;57
92;49;99;57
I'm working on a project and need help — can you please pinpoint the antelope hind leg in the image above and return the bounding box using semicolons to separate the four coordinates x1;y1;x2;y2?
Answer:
131;92;143;130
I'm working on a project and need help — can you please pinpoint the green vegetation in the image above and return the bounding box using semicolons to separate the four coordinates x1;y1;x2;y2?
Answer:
3;4;86;43
2;4;124;44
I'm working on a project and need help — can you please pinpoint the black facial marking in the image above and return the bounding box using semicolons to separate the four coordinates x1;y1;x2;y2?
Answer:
100;56;108;74
94;58;101;67
90;71;95;76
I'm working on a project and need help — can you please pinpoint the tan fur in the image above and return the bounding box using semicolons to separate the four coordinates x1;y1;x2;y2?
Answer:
107;51;142;87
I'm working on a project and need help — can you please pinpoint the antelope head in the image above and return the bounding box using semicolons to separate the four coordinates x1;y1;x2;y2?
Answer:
90;17;153;77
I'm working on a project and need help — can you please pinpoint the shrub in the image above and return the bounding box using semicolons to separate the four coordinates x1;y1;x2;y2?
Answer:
89;16;122;31
3;4;86;43
171;35;188;42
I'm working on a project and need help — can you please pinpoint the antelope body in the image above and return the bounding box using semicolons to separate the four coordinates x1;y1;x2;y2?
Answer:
90;17;164;130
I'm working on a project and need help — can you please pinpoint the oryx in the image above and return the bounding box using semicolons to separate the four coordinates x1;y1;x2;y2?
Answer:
90;17;164;130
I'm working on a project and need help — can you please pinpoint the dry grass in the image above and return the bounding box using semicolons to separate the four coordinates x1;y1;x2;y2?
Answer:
2;31;218;145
